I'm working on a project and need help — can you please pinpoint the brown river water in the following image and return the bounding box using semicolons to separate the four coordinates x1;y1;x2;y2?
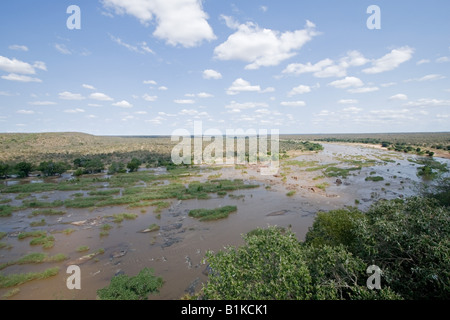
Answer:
0;143;448;300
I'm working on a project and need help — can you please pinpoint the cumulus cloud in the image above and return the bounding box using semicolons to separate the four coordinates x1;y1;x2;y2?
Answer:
288;84;311;96
112;100;133;108
362;46;414;74
342;106;362;114
203;69;222;79
64;108;85;113
59;91;85;100
90;92;113;101
17;110;35;114
0;56;36;74
214;19;318;69
416;59;430;65
389;94;408;101
158;86;168;91
143;94;158;102
328;77;364;89
102;0;216;47
28;101;57;106
143;80;157;85
1;73;42;82
280;101;306;107
283;51;368;78
436;56;450;63
82;84;96;90
227;78;261;95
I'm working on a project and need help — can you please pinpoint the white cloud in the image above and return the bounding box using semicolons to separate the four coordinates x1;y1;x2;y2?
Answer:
362;46;414;74
88;104;102;107
416;59;430;65
225;101;268;110
143;94;158;102
348;87;379;94
0;56;36;74
288;84;311;96
28;101;57;106
143;80;157;85
227;78;261;95
64;108;85;113
86;115;98;119
197;92;214;98
174;99;195;104
380;82;397;87
17;110;35;115
203;69;222;80
82;84;96;90
9;44;29;52
405;74;446;82
102;0;216;47
146;116;165;125
179;109;209;117
214;20;318;69
54;43;71;55
260;6;268;12
338;99;358;104
283;51;368;78
112;100;133;108
33;61;47;71
135;111;147;115
328;76;363;89
1;73;42;82
109;34;154;54
90;92;113;101
342;106;362;113
436;56;450;63
280;101;306;107
59;91;85;100
158;86;168;91
404;99;450;107
389;94;408;101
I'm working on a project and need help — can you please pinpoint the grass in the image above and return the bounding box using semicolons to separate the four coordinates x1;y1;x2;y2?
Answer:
0;205;13;217
0;243;12;250
30;209;66;217
365;176;384;182
76;246;90;253
324;166;360;178
62;228;75;235
283;160;319;168
286;190;296;197
147;223;160;232
315;182;330;191
2;288;20;298
15;193;32;200
100;231;109;237
0;198;12;204
30;235;55;249
0;253;67;270
0;267;59;288
18;230;47;240
30;219;46;227
0;232;6;240
112;213;138;223
88;189;121;196
21;200;64;209
217;191;227;196
189;206;237;221
101;224;113;231
305;163;338;172
151;201;170;213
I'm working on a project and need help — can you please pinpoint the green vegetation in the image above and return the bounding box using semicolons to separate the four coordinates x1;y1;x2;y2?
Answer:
0;267;59;288
22;200;64;209
76;246;90;253
101;224;113;231
112;213;138;223
0;205;13;217
15;162;33;178
2;288;20;298
283;160;319;168
0;198;12;204
0;252;67;270
147;224;160;232
30;219;46;227
30;209;66;216
324;166;360;178
189;206;237;221
410;158;449;180
365;176;384;182
0;232;6;240
286;190;296;197
97;267;163;300
37;161;68;176
88;189;120;196
62;228;75;235
315;182;329;191
127;158;142;173
18;230;46;240
0;242;12;250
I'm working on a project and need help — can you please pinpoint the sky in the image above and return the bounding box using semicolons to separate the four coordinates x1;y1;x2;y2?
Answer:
0;0;449;135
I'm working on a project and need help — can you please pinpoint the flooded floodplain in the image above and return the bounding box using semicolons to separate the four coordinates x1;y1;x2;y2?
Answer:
0;143;448;300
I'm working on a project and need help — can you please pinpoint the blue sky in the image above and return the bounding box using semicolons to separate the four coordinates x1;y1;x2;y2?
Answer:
0;0;449;135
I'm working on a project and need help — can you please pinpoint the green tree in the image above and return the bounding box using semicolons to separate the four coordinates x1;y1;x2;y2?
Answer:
38;161;68;176
84;158;104;174
127;158;141;172
108;162;126;175
97;268;163;300
15;162;33;178
0;162;10;179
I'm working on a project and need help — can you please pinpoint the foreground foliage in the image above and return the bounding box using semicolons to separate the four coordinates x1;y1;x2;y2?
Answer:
97;268;163;300
203;192;449;300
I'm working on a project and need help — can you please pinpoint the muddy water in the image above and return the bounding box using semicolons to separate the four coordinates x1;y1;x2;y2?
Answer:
0;143;449;300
